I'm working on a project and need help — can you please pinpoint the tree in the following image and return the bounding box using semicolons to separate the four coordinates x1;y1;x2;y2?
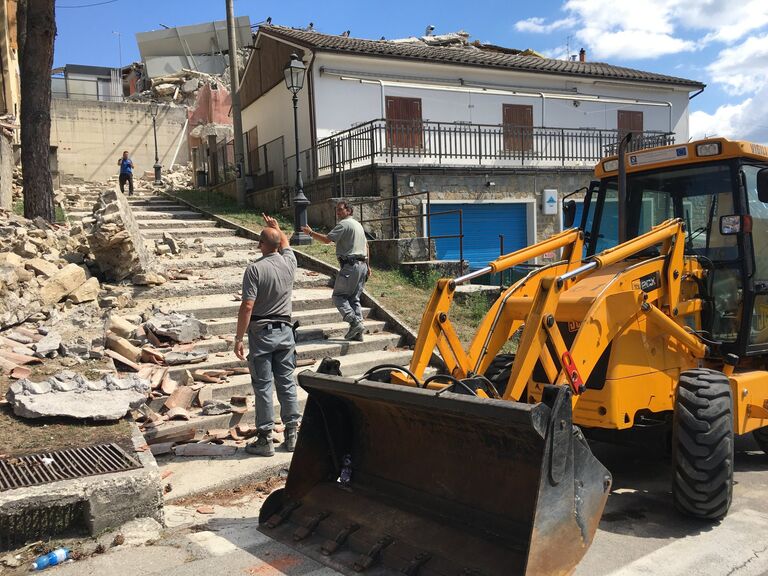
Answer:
19;0;56;222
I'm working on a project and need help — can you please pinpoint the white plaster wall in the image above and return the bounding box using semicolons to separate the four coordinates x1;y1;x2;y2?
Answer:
311;53;694;142
50;98;189;183
241;75;312;159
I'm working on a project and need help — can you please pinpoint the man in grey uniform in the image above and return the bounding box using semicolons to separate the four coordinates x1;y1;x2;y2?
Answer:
302;201;369;341
234;214;301;456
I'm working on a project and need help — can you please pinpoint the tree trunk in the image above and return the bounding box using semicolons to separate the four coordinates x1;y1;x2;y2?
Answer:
20;0;55;222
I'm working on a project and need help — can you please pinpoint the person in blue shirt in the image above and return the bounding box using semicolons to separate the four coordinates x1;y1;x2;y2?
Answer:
117;150;135;196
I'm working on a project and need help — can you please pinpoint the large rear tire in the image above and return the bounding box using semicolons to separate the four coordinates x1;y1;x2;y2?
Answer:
754;426;768;454
483;353;515;397
672;368;733;520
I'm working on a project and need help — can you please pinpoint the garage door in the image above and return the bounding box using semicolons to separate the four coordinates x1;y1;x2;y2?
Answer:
428;202;529;270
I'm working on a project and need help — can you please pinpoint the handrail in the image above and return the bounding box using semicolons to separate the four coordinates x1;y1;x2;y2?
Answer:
351;188;466;273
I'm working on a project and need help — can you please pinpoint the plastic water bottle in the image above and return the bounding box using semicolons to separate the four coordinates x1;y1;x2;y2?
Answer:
339;454;353;486
31;548;69;571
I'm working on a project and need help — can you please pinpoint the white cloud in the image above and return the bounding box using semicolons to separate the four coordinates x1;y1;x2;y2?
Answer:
690;90;768;144
707;33;768;95
514;17;576;34
513;0;768;60
672;0;768;44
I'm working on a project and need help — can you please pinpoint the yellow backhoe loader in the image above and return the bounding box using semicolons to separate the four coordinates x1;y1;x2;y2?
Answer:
259;137;768;575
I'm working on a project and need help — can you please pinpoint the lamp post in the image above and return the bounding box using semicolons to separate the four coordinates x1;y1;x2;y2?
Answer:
149;101;162;185
284;54;312;245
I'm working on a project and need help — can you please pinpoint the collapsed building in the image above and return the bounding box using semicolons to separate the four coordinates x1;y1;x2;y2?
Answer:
49;17;252;188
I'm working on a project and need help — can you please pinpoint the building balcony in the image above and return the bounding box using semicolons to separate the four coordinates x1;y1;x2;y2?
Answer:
247;119;674;195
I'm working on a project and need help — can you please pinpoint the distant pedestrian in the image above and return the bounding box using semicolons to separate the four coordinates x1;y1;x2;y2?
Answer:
117;150;134;196
302;201;370;341
234;214;301;456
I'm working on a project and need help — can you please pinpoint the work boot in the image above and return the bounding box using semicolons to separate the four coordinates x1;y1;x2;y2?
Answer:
245;433;274;456
344;321;364;341
284;426;299;452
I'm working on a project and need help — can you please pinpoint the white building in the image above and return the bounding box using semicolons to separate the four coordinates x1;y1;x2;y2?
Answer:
239;25;705;268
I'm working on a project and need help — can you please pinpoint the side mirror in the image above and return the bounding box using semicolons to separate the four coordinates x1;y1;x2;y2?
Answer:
757;168;768;202
563;200;577;228
720;214;752;235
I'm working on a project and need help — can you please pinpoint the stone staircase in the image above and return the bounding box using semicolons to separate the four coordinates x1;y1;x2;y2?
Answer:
63;188;414;439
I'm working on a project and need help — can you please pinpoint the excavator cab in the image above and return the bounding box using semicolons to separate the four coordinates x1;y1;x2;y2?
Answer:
585;142;768;356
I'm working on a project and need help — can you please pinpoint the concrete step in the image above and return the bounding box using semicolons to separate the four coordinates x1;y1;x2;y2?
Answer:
142;227;233;239
169;251;259;269
144;235;256;250
201;308;373;336
131;210;205;220
127;199;183;207
131;204;198;213
164;289;337;319
138;219;215;229
166;332;405;379
204;315;382;340
128;268;330;300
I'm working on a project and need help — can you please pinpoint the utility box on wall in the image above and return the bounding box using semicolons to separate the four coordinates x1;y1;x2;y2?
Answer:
543;189;558;215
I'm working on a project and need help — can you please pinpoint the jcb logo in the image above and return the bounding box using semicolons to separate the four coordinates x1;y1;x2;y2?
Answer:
568;321;581;332
753;303;768;335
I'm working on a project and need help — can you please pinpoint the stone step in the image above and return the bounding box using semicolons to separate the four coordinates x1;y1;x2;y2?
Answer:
138;219;214;229
203;315;382;340
164;289;337;319
144;235;256;250
128;267;330;300
131;210;205;220
131;204;198;213
127;199;183;207
166;332;405;379
201;307;372;335
142;227;233;239
168;252;258;269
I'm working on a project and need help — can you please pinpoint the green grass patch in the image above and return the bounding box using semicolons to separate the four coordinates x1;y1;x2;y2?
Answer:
13;200;66;223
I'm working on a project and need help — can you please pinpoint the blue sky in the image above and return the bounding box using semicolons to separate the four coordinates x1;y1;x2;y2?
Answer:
54;0;768;142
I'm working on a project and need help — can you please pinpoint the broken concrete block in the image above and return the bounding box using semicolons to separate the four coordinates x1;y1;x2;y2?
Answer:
67;276;100;304
13;241;38;258
0;252;22;267
109;315;137;339
6;373;149;420
33;332;62;356
155;244;172;256
132;272;166;285
145;312;208;343
163;350;209;365
174;443;236;457
201;399;232;415
162;232;180;254
40;263;87;306
25;258;59;278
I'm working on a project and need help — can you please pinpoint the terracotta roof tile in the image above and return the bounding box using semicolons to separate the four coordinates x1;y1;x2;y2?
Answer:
259;25;704;88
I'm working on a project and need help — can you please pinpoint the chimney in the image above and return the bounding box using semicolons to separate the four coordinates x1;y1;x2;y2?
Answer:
579;48;586;62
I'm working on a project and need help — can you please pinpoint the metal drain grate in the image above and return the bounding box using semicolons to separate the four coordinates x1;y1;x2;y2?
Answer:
0;443;141;491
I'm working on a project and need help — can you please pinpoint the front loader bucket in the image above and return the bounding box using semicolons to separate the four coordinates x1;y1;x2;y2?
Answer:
259;372;611;576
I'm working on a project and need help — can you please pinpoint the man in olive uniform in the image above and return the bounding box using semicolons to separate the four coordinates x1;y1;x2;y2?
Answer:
234;214;301;456
302;201;369;341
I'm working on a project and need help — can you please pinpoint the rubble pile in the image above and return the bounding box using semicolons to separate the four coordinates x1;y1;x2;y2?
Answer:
0;208;94;329
6;371;150;420
83;189;155;282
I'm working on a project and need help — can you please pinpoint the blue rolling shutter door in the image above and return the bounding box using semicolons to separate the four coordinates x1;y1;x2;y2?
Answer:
429;203;528;271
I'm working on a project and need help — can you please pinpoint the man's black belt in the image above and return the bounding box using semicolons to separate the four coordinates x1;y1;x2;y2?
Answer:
250;315;291;328
338;255;367;265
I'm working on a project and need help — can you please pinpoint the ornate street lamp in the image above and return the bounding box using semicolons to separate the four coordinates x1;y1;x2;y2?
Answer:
149;101;162;185
284;54;312;245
